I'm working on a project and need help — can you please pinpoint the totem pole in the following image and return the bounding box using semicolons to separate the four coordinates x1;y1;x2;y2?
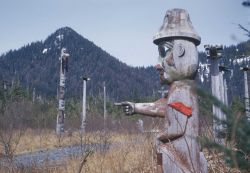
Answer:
219;65;229;107
116;9;207;173
241;66;250;121
81;77;90;133
218;65;229;140
204;45;226;143
56;48;69;135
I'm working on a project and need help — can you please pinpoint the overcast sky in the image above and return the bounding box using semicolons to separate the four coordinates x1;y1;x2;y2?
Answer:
0;0;249;67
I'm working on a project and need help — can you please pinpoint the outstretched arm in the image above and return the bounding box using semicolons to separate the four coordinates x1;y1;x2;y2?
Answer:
116;98;167;118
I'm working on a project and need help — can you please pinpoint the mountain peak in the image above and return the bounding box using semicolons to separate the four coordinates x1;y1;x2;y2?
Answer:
54;26;77;35
0;26;159;99
47;26;80;41
43;26;85;50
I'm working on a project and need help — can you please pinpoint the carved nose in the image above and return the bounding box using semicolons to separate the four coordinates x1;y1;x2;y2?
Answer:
155;64;163;71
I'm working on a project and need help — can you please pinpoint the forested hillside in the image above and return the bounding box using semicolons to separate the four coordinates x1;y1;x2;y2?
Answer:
0;27;159;101
0;27;249;104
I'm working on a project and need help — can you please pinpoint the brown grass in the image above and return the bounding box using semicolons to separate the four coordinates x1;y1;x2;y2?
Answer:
0;129;140;155
63;135;156;173
0;130;244;173
0;132;157;173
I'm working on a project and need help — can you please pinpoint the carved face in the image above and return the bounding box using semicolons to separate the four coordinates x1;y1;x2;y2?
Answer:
156;39;198;85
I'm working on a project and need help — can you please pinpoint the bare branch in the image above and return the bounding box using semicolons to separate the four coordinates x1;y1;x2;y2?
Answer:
77;150;94;173
238;24;250;37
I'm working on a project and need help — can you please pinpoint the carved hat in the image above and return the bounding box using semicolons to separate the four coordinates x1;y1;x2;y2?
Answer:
153;9;201;46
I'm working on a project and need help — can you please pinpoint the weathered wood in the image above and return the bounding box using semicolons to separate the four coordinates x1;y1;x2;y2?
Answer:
224;79;228;106
153;9;207;173
243;70;250;121
81;79;87;132
205;49;230;144
118;8;207;173
56;48;69;135
104;82;107;131
159;81;202;173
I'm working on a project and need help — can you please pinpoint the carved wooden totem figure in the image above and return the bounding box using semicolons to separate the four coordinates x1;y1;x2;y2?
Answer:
118;9;207;173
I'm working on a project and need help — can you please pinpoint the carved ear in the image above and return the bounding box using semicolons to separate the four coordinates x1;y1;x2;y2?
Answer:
177;43;185;57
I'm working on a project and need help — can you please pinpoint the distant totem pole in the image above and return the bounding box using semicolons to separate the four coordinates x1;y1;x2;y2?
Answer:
204;45;227;143
117;9;207;173
232;56;250;121
56;48;69;135
241;66;250;121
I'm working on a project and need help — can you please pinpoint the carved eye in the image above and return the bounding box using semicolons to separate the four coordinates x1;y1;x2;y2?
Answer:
158;43;172;58
158;46;166;57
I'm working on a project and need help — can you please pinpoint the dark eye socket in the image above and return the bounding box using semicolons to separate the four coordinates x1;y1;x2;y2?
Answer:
158;45;170;58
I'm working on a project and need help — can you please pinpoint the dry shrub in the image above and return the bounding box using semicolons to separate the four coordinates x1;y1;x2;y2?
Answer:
82;133;156;173
203;149;241;173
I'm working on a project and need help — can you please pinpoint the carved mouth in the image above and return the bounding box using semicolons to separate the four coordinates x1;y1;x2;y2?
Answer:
158;69;165;82
159;70;164;76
